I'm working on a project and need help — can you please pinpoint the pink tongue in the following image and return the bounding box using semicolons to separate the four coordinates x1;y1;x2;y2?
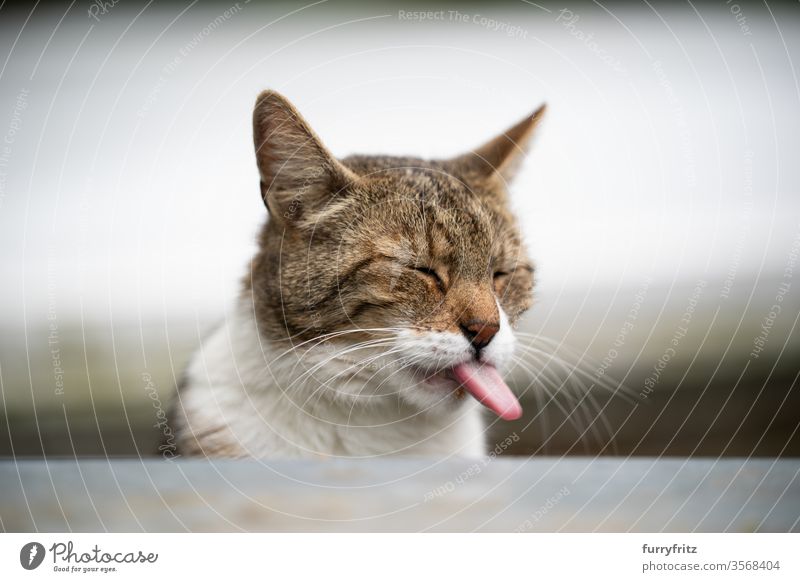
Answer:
452;361;522;420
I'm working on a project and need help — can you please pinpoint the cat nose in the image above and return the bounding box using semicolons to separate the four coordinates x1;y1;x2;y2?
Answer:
460;319;500;352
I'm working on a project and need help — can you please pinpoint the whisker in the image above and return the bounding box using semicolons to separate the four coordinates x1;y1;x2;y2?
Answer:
521;348;616;449
285;337;396;377
512;355;594;453
518;336;639;403
288;340;398;389
299;347;407;410
515;343;636;403
271;327;406;361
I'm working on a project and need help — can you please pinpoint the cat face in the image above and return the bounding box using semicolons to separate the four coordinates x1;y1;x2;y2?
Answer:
247;91;544;419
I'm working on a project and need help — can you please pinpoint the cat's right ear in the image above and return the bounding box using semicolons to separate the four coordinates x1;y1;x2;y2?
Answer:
253;91;357;225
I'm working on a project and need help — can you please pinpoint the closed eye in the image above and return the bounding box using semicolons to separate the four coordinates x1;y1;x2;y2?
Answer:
493;270;511;294
412;266;445;292
494;264;534;280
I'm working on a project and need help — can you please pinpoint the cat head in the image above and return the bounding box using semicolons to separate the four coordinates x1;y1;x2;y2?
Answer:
248;91;544;420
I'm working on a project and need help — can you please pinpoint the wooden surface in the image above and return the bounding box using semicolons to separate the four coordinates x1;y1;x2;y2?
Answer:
1;458;798;532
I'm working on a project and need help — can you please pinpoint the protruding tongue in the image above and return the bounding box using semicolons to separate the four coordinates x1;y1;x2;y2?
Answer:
452;361;522;420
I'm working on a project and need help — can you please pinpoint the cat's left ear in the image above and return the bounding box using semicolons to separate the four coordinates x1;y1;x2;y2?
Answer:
450;104;546;184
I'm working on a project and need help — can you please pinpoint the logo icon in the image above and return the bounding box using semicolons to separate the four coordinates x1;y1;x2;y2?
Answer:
20;542;45;570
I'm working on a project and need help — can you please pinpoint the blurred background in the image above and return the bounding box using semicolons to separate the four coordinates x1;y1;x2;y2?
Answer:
0;0;798;458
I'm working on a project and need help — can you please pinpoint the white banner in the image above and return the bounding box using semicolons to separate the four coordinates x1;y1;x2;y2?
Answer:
0;533;797;581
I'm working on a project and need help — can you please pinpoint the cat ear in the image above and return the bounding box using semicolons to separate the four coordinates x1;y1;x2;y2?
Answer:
253;90;357;223
451;104;546;184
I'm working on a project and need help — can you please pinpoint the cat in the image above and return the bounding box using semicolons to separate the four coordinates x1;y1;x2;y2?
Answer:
167;91;545;458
